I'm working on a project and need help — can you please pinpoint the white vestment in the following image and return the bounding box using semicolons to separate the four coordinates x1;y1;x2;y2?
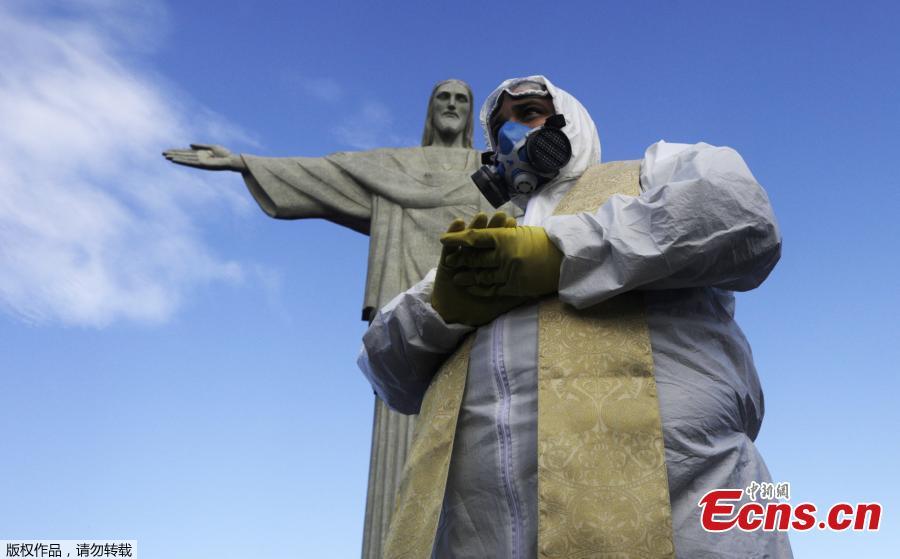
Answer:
359;76;793;558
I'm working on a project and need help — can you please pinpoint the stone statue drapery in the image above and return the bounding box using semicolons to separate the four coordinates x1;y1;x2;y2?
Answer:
241;146;498;320
164;80;518;559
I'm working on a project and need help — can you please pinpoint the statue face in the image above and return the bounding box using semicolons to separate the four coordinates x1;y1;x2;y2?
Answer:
430;82;470;138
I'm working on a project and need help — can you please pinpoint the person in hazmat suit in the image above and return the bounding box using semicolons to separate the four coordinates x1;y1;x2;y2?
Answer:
358;76;793;558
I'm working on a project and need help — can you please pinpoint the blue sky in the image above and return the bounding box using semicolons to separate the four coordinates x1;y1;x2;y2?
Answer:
1;0;897;557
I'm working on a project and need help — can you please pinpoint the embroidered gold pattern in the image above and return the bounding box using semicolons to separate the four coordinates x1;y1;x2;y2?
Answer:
384;161;674;558
538;161;673;558
382;336;473;558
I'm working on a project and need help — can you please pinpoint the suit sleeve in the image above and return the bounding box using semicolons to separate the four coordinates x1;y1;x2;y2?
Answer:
544;142;782;309
357;269;475;414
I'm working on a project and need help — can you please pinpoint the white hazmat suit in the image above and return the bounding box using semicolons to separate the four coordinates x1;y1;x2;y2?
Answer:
358;76;793;558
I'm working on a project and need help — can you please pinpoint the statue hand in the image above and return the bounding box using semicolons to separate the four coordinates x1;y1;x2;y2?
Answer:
162;143;246;172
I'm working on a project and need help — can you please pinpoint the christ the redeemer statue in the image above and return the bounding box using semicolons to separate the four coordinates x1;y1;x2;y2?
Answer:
163;79;515;559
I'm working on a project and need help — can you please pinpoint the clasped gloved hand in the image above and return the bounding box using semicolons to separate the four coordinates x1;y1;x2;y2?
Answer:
431;212;530;326
440;212;563;299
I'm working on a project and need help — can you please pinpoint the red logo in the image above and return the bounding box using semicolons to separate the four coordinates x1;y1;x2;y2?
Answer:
698;486;881;532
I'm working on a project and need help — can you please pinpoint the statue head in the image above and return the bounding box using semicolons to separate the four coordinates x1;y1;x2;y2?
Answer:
421;79;474;149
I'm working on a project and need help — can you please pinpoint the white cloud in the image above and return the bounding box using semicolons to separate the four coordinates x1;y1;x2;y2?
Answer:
0;2;254;326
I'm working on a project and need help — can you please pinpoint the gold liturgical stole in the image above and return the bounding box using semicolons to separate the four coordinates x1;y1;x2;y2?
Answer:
384;161;675;559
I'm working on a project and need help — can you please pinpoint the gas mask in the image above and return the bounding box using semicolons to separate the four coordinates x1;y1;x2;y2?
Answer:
471;114;572;208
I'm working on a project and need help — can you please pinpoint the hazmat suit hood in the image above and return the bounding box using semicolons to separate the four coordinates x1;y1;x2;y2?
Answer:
480;75;601;192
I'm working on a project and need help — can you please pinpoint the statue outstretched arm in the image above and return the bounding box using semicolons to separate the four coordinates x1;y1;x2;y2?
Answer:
240;153;373;231
162;144;247;172
164;144;374;233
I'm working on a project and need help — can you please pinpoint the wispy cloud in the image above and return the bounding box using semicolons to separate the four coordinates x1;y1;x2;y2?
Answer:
0;2;254;326
300;77;344;103
333;100;416;150
282;73;416;150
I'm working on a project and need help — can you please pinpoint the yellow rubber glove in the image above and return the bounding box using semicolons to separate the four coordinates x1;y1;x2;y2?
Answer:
440;220;563;299
431;212;529;326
